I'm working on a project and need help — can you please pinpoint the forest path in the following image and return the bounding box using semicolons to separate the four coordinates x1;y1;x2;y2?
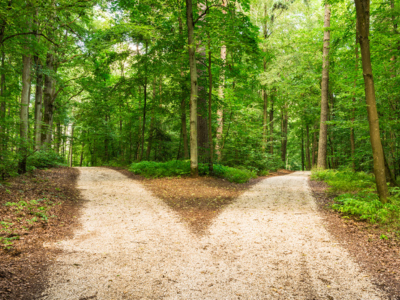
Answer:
41;167;385;300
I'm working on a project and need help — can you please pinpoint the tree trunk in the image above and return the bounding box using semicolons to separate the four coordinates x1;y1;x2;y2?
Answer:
207;37;213;173
317;4;331;170
140;41;148;161
312;124;318;167
301;126;305;171
196;3;208;165
306;123;311;170
269;92;274;154
354;0;389;202
19;54;31;173
350;20;359;171
80;141;84;167
34;55;43;150
263;90;268;151
41;51;55;147
281;102;288;163
181;97;189;159
0;51;5;154
186;0;198;176
146;78;156;160
55;122;61;154
69;124;74;167
216;0;227;162
178;7;189;160
136;43;142;161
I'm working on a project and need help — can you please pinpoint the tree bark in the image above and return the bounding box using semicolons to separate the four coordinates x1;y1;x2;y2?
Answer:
216;0;227;161
301;126;305;171
178;9;189;159
19;54;31;173
263;90;268;151
312;124;318;167
140;41;148;161
281;102;288;163
317;4;331;170
196;3;209;165
0;51;5;154
306;123;311;170
269;92;274;154
207;37;213;173
34;55;43;150
354;0;389;202
19;9;32;173
186;0;198;176
350;20;359;171
69;124;74;167
146;78;156;160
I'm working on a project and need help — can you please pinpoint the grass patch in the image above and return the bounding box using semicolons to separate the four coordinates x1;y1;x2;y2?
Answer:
312;169;400;228
129;160;256;183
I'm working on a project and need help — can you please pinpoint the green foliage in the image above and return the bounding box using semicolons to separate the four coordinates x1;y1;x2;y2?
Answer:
129;160;256;183
311;168;375;193
27;151;66;169
312;169;400;227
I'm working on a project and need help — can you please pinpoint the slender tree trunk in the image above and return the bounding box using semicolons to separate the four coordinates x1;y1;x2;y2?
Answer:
196;3;208;165
301;126;305;171
306;123;311;170
312;124;318;167
186;0;198;176
34;56;43;150
140;41;148;161
178;7;189;159
181;97;188;159
41;51;55;147
354;0;389;202
80;139;84;167
262;4;269;152
69;124;74;167
136;43;142;161
281;102;288;163
208;37;213;173
0;51;5;155
19;54;31;173
55;122;61;154
317;4;331;169
146;78;156;160
350;20;359;171
263;90;268;151
216;0;227;161
269;92;274;154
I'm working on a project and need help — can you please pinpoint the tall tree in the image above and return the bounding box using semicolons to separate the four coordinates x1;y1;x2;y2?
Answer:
186;0;199;176
354;0;389;202
317;3;331;169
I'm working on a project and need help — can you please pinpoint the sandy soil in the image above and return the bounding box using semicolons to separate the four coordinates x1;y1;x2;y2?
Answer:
41;168;386;300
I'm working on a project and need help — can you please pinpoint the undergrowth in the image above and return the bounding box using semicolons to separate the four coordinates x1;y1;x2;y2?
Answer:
129;160;256;183
312;169;400;228
0;198;59;249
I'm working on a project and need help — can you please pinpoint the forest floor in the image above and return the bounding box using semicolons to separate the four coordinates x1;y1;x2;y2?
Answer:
0;168;82;299
309;180;400;299
36;168;385;299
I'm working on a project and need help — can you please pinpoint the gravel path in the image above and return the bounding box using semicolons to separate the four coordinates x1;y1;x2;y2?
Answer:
42;168;386;300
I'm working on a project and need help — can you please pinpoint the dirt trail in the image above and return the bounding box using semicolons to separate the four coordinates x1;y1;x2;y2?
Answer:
41;168;385;299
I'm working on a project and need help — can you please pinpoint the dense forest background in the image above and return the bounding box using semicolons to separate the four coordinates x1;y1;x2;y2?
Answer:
0;0;399;182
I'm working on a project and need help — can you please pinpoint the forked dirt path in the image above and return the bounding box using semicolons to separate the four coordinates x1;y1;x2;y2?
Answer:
41;168;385;300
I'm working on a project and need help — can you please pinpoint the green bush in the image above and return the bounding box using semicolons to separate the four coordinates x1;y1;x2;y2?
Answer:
312;169;400;227
129;160;256;183
311;168;375;193
27;151;66;169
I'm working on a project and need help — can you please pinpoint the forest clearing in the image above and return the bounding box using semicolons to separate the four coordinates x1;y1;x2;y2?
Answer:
1;0;400;298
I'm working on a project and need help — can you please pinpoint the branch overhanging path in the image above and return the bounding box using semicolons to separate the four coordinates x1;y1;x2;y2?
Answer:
42;168;385;299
